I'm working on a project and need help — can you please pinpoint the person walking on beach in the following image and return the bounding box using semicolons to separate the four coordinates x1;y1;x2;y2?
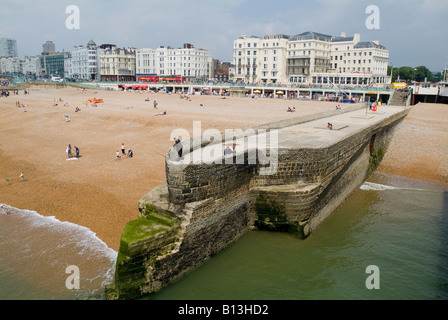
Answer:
153;100;158;109
121;143;126;155
66;144;72;158
20;172;25;182
75;146;80;158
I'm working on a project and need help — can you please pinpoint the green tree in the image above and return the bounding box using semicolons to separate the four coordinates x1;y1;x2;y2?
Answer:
433;72;442;82
389;65;438;83
397;66;415;82
414;66;434;82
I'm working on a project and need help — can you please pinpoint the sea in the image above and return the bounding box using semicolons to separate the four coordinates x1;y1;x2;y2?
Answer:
1;172;447;300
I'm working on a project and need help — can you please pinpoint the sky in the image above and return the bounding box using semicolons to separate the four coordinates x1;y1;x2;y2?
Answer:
1;0;447;72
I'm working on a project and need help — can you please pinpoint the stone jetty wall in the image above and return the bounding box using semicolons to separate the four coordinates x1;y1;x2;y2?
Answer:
107;105;409;300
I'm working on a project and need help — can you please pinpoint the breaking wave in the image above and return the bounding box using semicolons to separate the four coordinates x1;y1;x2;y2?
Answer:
0;204;117;300
360;182;426;192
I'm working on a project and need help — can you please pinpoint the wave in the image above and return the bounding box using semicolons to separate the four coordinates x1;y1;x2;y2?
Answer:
360;182;426;192
1;203;117;260
0;203;117;299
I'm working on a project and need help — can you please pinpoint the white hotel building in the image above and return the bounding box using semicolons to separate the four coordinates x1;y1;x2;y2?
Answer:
65;40;101;80
136;44;213;82
233;32;390;86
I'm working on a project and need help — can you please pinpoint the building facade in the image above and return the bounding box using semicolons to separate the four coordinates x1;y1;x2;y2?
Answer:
66;40;101;80
136;43;213;83
233;32;390;86
40;52;70;77
42;41;56;55
0;57;21;74
0;38;18;58
21;56;41;76
100;45;136;82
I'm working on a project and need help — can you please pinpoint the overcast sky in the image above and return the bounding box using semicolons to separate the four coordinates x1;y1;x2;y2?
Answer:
1;0;447;72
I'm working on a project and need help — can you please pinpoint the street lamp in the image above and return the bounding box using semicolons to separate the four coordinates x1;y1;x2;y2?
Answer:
116;62;119;84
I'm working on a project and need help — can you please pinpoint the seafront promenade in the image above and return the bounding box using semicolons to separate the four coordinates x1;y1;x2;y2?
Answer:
2;78;394;104
87;81;394;104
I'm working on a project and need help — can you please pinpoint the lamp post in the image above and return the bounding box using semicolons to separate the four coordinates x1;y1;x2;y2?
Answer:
116;61;119;85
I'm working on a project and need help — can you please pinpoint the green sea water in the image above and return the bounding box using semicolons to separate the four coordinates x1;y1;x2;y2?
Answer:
148;173;448;300
0;173;447;300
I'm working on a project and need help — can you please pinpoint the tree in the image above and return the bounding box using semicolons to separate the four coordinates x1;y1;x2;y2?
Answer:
433;72;442;82
414;66;434;82
389;65;436;83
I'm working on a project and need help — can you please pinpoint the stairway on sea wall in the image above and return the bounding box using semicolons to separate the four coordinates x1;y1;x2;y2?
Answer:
389;91;411;106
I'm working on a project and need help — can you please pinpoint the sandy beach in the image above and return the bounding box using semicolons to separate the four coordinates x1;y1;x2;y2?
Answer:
0;86;446;251
379;103;448;185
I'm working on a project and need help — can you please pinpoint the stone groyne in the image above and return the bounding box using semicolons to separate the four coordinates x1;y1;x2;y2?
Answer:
106;104;410;300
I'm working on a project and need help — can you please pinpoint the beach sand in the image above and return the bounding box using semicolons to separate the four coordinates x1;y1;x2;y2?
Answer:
379;102;448;186
0;86;446;251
